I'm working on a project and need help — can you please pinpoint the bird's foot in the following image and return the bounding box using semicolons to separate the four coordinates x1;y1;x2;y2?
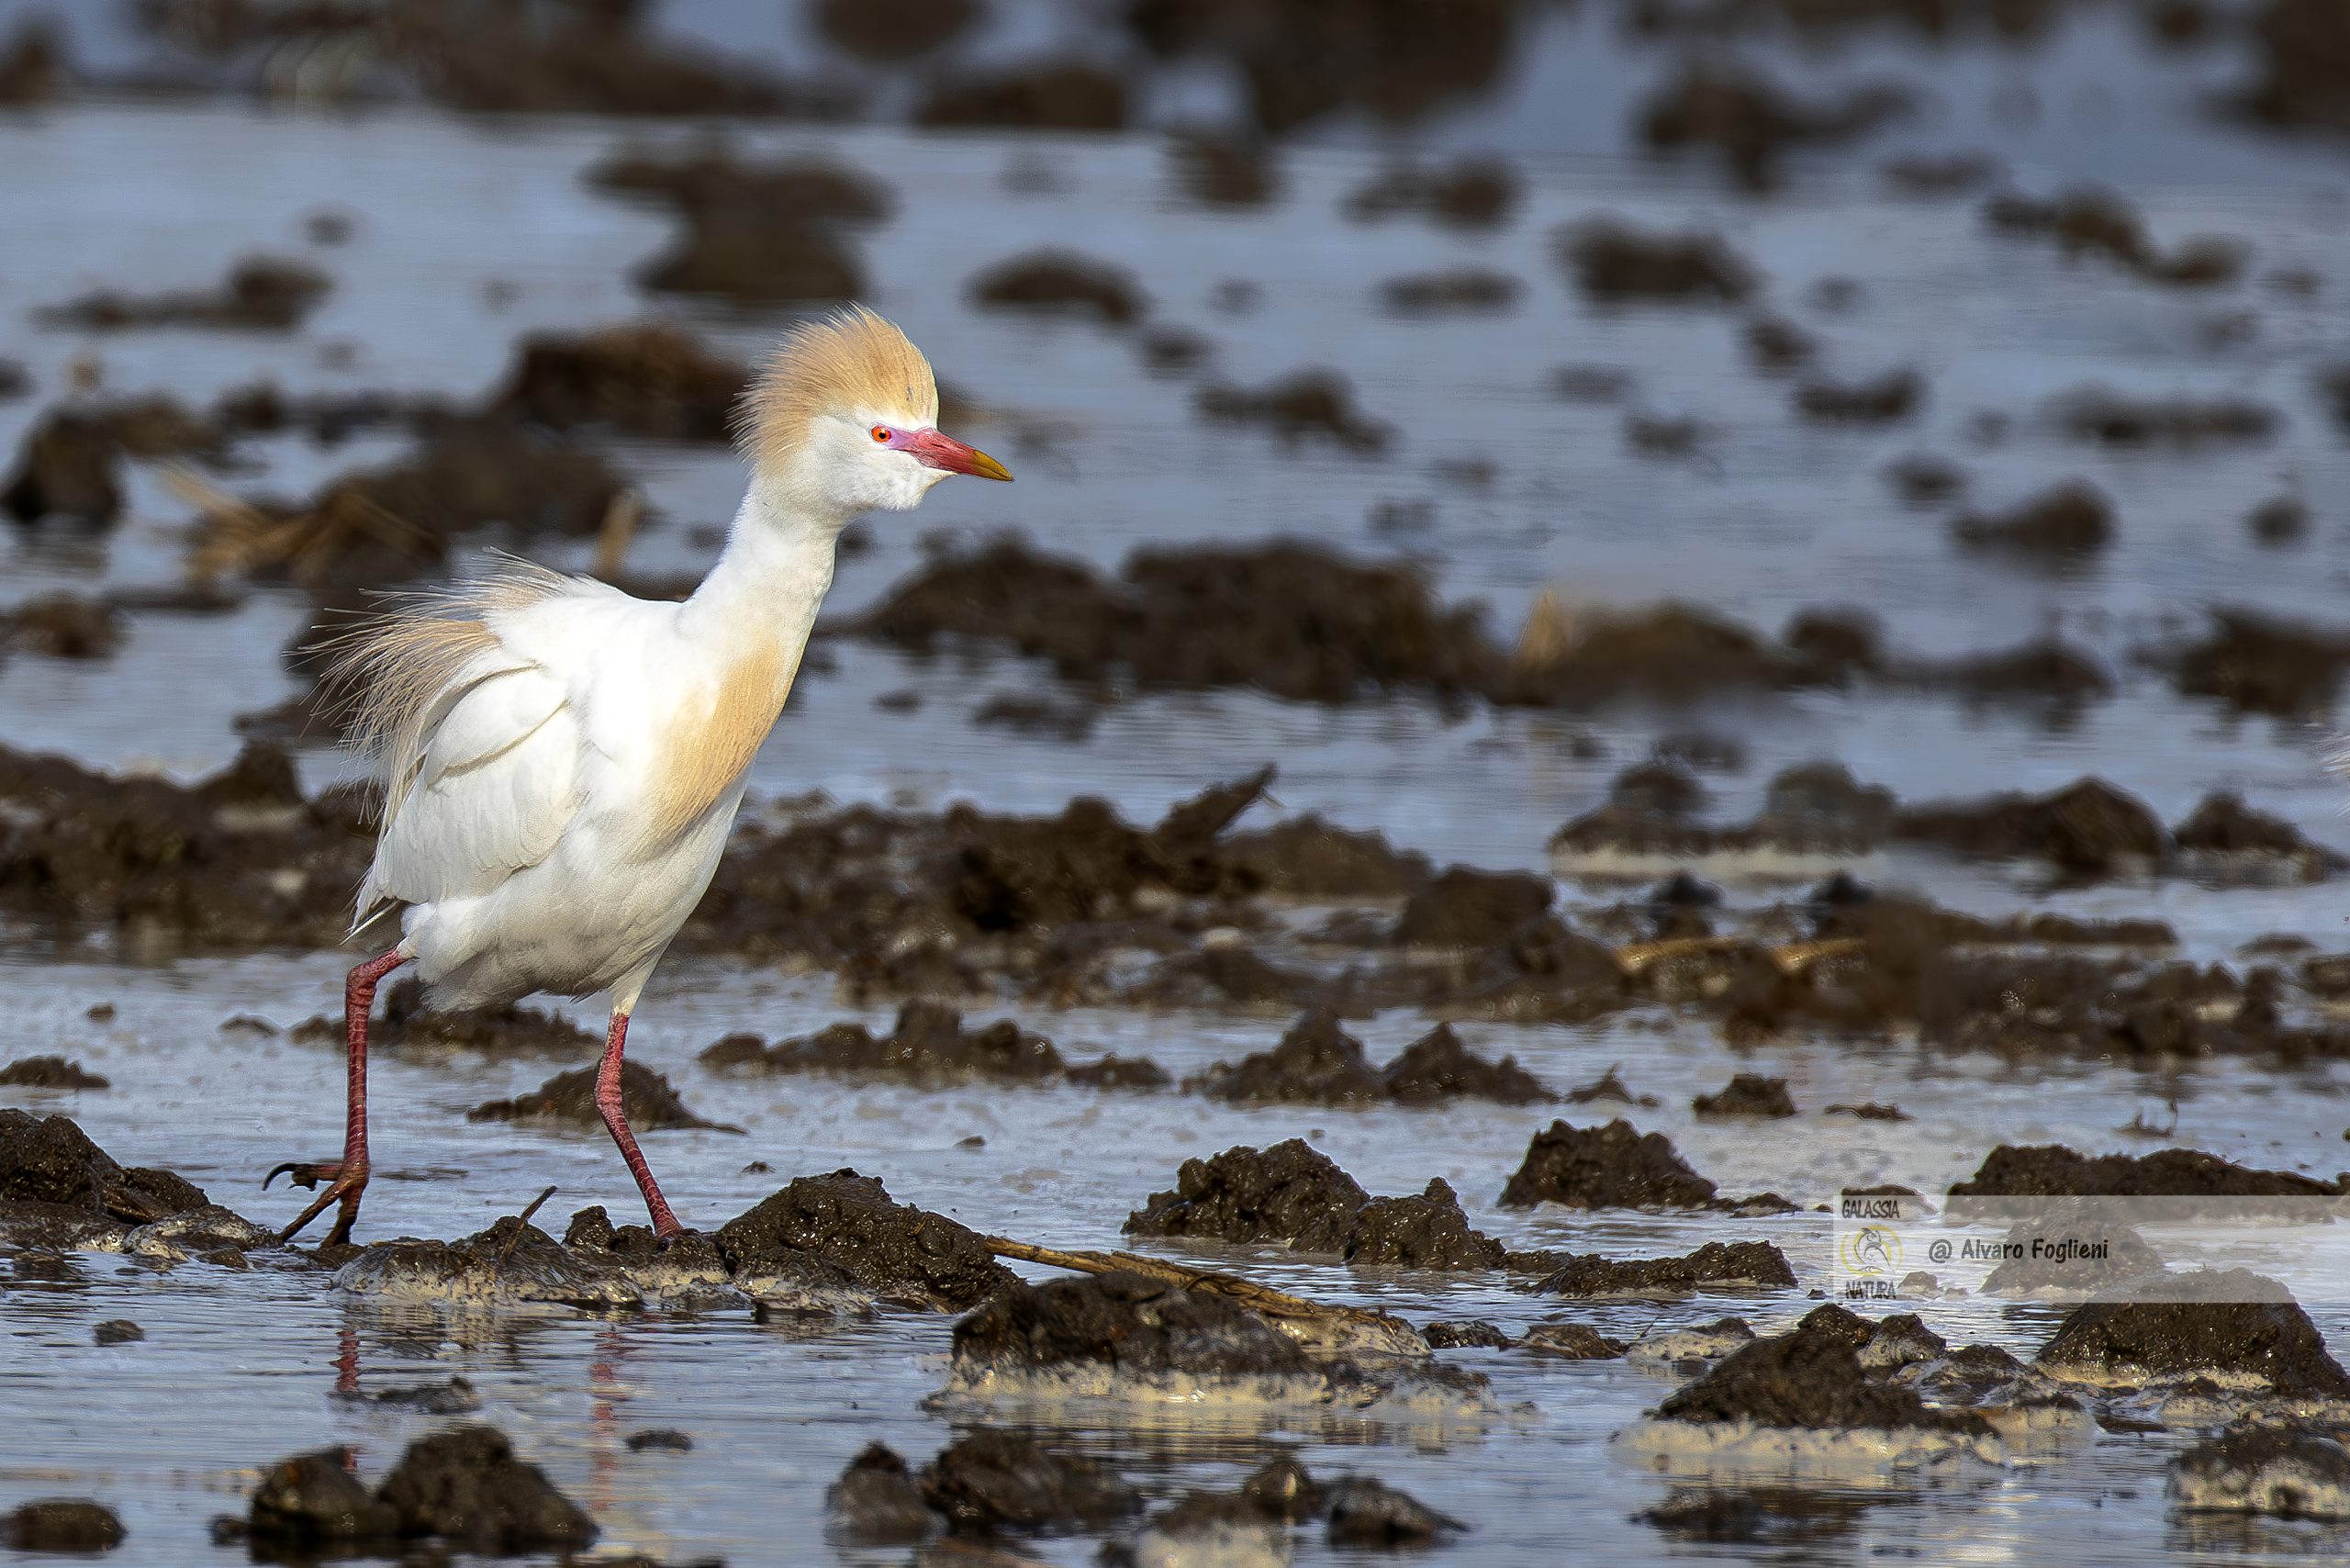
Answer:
268;1159;369;1246
654;1223;700;1254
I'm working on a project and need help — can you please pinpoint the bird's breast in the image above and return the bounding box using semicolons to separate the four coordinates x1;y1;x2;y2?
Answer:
640;641;794;846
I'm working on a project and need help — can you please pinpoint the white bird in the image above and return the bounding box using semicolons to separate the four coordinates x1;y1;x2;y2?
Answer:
269;308;1011;1247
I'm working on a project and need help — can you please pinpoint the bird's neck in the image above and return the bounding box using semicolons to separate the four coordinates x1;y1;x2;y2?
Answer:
679;482;845;657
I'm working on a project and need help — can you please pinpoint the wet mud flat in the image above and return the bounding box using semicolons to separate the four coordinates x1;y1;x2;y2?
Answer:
6;2;2350;1563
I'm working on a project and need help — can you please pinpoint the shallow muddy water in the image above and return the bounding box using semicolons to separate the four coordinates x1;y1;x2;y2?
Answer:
6;4;2350;1563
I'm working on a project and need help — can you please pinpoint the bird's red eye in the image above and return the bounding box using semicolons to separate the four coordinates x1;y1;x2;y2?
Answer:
870;426;891;443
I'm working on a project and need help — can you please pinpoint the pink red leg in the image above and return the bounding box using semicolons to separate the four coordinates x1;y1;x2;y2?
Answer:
595;1009;685;1239
270;946;407;1246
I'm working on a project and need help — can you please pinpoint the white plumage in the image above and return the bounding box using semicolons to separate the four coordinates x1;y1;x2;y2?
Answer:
273;308;1012;1246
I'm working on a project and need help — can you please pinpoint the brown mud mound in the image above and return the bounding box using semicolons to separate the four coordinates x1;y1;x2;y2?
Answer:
2169;1422;2350;1519
588;144;891;221
1;1108;225;1248
4;396;237;526
6;1499;124;1552
1340;1180;1509;1271
1639;1485;1874;1544
141;0;825;116
1891;777;2164;877
2050;386;2278;448
2172;793;2346;882
1648;1305;2000;1448
1123;0;1518;134
704;1001;1167;1090
1189;1013;1546;1106
466;1059;737;1132
3;594;125;659
814;0;979;61
968;250;1147;326
1950;480;2116;565
2156;608;2350;719
1639;60;1909;192
246;1449;399;1555
1694;1075;1796;1118
1559;218;1757;304
827;1442;936;1545
2242;0;2350;135
39;254;330;330
915;61;1129;130
1952;1144;2348;1200
1124;1139;1371;1252
2036;1270;2350;1395
1196;371;1393;454
1343;155;1520;227
1500;1119;1786;1212
1167;129;1279;206
333;1216;647;1308
921;1428;1138;1534
1326;1477;1465;1546
1380;267;1521;314
715;1170;1013;1311
373;1425;597;1554
588;147;888;308
1392;868;1551;951
0;1056;108;1089
939;1270;1491;1410
1532;1241;1797;1298
1795;367;1922;424
1553;760;1896;869
490;319;745;442
1985;187;2246;286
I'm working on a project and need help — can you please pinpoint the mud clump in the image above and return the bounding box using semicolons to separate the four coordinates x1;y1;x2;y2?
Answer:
1693;1074;1796;1118
4;398;225;526
968;249;1147;326
1951;480;2116;565
0;1057;108;1090
2242;0;2350;134
1952;1144;2347;1200
2172;792;2344;881
1340;1180;1508;1270
0;1108;218;1236
1498;1119;1783;1211
1393;868;1551;950
1343;155;1520;227
1380;268;1520;314
466;1059;735;1132
2157;609;2350;719
2050;386;2277;448
1892;776;2165;876
700;1001;1168;1091
490;319;745;442
1326;1479;1464;1547
1189;1013;1547;1106
915;61;1129;129
374;1425;597;1553
1168;129;1278;206
6;1499;124;1552
1533;1240;1797;1297
1559;218;1756;305
1985;187;2247;286
942;1270;1488;1412
814;0;978;61
1124;1139;1370;1252
1656;1305;1998;1437
247;1450;400;1553
828;1443;936;1544
1639;60;1908;191
856;536;1477;700
715;1170;1013;1311
39;254;330;330
1794;368;1922;424
3;595;125;659
0;19;67;106
1124;0;1516;134
2036;1270;2350;1395
2170;1422;2350;1519
1196;371;1393;454
921;1428;1138;1533
588;147;888;308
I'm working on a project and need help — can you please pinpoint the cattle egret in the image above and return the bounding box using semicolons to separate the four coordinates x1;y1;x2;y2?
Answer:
268;308;1011;1246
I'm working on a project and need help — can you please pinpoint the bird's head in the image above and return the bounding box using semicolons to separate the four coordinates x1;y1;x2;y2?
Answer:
737;306;1011;522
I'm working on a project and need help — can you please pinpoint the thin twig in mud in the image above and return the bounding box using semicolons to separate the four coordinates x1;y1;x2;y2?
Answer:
1610;935;1862;976
493;1185;560;1271
983;1236;1428;1356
